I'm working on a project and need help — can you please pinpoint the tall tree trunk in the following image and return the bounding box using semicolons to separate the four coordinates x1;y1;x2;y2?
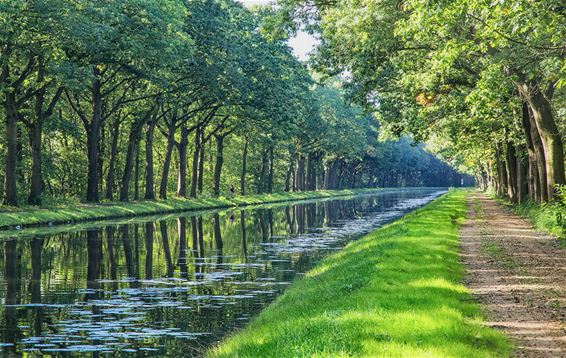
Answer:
85;74;103;202
495;145;508;197
105;116;120;201
3;93;19;206
516;147;529;203
296;155;305;191
240;137;248;195
119;124;142;201
144;118;157;200
197;132;205;195
189;127;201;198
134;143;140;200
159;122;176;199
519;83;564;200
257;149;268;194
505;142;518;203
285;153;295;192
306;153;317;191
177;125;189;197
26;69;63;205
213;134;224;196
528;106;549;202
521;102;540;202
98;120;105;195
267;145;274;193
27;121;43;205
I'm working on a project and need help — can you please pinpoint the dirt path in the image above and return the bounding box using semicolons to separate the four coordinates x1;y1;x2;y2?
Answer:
460;192;566;357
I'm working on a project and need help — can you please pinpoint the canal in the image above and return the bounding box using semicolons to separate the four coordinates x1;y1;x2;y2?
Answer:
0;188;445;356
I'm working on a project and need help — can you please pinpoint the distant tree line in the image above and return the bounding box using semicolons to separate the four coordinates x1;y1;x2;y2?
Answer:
0;0;465;207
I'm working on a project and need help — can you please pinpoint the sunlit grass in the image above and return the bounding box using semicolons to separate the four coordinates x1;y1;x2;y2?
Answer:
0;189;381;231
209;190;512;358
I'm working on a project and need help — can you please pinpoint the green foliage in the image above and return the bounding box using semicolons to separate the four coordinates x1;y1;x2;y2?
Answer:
274;0;566;191
0;0;466;209
209;190;512;357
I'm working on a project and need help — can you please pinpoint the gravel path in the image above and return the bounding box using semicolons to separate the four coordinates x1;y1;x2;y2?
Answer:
460;192;566;357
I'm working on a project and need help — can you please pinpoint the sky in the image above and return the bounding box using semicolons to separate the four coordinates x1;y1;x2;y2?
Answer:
238;0;318;61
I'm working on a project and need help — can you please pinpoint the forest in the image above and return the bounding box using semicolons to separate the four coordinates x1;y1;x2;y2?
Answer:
0;0;465;208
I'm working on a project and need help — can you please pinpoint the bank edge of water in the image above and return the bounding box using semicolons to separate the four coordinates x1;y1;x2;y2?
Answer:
0;189;384;233
0;190;389;240
209;190;512;358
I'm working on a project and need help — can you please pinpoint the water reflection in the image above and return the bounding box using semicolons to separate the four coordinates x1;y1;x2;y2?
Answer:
0;189;445;356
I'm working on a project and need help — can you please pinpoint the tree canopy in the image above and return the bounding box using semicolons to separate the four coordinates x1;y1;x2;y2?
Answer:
0;0;467;207
273;0;566;203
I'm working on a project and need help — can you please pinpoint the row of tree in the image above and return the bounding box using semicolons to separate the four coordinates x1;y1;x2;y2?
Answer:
0;0;465;207
277;0;565;203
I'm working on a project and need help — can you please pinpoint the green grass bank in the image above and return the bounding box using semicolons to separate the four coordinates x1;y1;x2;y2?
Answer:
209;190;511;357
492;191;566;241
0;189;382;231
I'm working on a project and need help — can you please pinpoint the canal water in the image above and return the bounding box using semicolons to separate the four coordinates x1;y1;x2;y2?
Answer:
0;188;445;356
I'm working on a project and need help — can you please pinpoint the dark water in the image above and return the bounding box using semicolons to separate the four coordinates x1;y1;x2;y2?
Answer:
0;188;445;356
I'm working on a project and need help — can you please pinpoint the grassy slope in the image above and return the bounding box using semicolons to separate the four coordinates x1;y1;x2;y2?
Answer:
0;189;380;230
209;190;511;358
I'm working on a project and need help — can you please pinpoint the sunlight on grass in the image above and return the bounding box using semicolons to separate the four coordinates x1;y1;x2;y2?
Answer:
208;190;512;358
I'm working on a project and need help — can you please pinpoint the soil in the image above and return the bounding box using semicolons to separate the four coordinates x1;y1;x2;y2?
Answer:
460;192;566;357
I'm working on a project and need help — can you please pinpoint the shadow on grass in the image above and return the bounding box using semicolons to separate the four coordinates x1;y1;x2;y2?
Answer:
209;191;512;358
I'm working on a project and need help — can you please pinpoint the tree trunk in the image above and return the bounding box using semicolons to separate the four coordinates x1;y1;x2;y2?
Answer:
285;153;295;192
521;102;540;202
159;122;176;199
306;153;316;191
519;83;564;200
144;118;157;200
495;145;508;197
98;120;105;195
528;105;549;202
213;134;224;196
177;125;189;197
257;149;268;194
505;142;518;202
105;116;120;201
85;74;103;203
240;138;248;195
134;144;140;200
119;124;142;201
197;132;205;195
3;93;19;206
189;127;201;198
267;146;274;193
516;147;529;203
27;121;43;205
296;155;305;191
